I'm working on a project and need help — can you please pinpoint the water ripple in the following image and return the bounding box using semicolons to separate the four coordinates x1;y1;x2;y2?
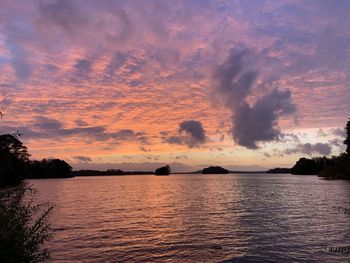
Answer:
28;174;350;262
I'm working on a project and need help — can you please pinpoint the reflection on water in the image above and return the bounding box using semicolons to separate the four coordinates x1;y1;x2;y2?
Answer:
27;174;350;262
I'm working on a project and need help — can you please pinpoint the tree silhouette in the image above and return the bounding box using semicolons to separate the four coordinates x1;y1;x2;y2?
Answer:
0;115;54;262
317;120;350;179
155;165;171;175
291;157;325;175
27;159;72;179
0;134;30;186
202;166;229;174
0;133;30;161
344;119;350;156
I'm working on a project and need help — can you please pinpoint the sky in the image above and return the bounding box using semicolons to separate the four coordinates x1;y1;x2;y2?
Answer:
0;0;349;172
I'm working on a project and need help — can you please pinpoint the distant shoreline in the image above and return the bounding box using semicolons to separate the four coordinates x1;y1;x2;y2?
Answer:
71;170;269;177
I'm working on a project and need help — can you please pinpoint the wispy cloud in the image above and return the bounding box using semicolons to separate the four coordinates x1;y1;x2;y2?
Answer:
72;156;92;163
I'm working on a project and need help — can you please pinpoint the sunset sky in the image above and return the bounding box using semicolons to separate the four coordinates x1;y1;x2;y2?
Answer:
0;0;349;171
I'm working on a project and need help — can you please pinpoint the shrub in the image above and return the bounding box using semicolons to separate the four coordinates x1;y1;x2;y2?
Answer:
155;165;171;175
0;186;54;262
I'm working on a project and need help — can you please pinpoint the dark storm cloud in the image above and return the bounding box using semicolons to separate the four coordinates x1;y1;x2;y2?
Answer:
108;130;149;145
317;129;328;137
73;156;92;163
111;129;135;140
71;58;93;81
106;52;128;76
280;133;300;143
0;116;148;145
44;63;59;72
179;120;206;144
135;131;149;145
332;127;346;138
0;0;139;83
38;0;135;44
213;48;296;149
34;116;63;130
57;126;106;137
163;120;206;148
316;127;346;139
164;136;182;145
12;56;32;80
74;59;92;74
75;119;88;127
38;0;87;36
139;146;151;152
329;138;343;147
2;17;33;81
0;125;41;139
285;142;332;156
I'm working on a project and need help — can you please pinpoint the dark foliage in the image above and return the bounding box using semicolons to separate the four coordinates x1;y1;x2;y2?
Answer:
155;165;171;175
318;119;350;179
26;159;73;179
202;166;229;174
0;186;53;262
345;119;350;155
0;134;30;186
318;154;350;180
291;156;336;175
0;119;54;261
0;133;73;182
272;119;350;179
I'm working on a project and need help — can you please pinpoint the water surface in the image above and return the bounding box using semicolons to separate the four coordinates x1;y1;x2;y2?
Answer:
28;174;350;262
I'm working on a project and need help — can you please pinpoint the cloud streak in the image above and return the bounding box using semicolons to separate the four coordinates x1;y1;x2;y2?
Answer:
0;116;148;145
72;156;92;163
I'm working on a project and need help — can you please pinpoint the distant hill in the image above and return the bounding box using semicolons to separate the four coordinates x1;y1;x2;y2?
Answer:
155;165;171;176
202;166;229;174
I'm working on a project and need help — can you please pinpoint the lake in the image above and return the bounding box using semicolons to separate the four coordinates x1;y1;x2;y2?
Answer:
27;174;350;262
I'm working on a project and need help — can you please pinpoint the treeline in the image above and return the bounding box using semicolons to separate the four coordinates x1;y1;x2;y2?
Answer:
266;168;291;174
267;119;350;180
0;133;54;261
27;159;72;179
291;154;347;176
318;154;350;180
73;169;153;176
268;154;350;179
290;119;350;179
0;133;72;186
